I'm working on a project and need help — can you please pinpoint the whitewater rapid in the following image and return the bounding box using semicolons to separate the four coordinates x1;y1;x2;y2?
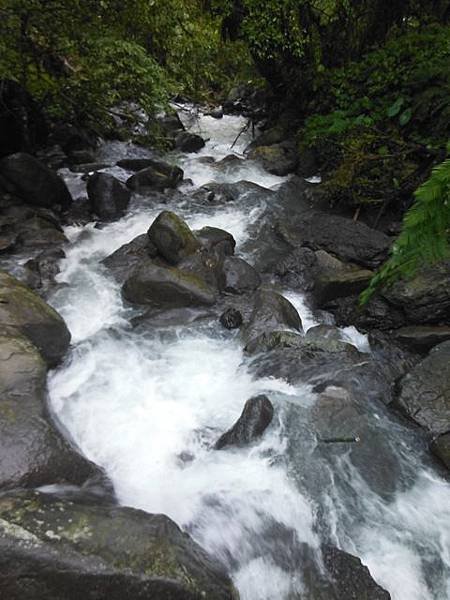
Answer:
48;109;450;599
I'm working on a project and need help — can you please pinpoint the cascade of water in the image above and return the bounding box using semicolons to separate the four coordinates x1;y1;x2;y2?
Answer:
48;108;450;599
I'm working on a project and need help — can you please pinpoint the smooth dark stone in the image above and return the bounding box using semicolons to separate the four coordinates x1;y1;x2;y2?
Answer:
215;395;274;449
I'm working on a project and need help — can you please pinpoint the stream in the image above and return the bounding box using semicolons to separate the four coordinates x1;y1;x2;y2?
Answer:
47;109;450;599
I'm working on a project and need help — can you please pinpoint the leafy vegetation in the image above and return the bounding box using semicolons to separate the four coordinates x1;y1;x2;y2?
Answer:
0;0;252;132
361;154;450;303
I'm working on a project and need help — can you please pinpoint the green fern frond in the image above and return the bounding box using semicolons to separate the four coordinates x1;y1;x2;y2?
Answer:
360;154;450;305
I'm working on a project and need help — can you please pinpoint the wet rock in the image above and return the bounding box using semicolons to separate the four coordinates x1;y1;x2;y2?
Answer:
214;155;245;171
383;260;450;325
102;234;158;284
321;545;390;600
68;149;96;164
243;289;302;345
69;162;111;174
391;326;450;354
220;307;243;330
16;215;68;248
86;172;130;221
278;211;390;269
430;433;450;470
0;270;71;366
315;264;374;306
329;294;406;332
245;327;357;356
157;111;185;134
126;160;183;191
195;226;236;258
275;247;318;291
148;211;200;265
23;248;65;294
64;197;93;225
133;307;215;331
175;131;206;153
0;152;72;209
395;341;450;436
219;256;261;295
0;332;100;490
117;158;160;171
249;142;298;176
0;489;237;600
208;106;224;119
122;260;217;308
215;395;274;449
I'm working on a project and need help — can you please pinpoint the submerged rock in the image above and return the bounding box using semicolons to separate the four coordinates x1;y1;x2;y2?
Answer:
122;260;217;308
0;332;100;490
148;211;200;265
0;270;70;366
126;160;183;191
215;395;274;449
395;341;450;436
87;172;130;221
0;152;72;209
0;490;238;600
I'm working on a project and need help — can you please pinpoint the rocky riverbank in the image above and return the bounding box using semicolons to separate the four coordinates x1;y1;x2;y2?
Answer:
0;103;449;598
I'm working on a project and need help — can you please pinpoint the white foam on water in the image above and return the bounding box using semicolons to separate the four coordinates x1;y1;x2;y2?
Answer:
47;108;450;599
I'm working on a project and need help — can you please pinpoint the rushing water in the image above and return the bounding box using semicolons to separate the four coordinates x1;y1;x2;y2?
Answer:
47;108;450;599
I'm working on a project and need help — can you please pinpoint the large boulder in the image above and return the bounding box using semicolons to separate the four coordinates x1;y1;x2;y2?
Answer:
148;211;200;265
395;341;450;435
243;289;302;345
122;260;217;308
249;142;298;176
0;271;71;366
0;332;99;490
0;152;72;209
278;211;390;269
175;131;206;153
215;395;274;449
87;172;130;221
0;490;238;600
195;226;236;258
126;160;183;191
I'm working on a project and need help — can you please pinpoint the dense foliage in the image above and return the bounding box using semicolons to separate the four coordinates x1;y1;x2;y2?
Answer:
0;0;251;130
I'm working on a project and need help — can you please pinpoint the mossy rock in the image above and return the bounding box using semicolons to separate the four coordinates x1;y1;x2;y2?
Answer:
148;211;200;265
0;490;238;600
0;270;70;366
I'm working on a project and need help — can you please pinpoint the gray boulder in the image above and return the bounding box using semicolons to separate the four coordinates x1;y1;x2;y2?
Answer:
0;152;72;209
0;489;238;600
215;395;274;449
102;234;158;284
219;256;261;295
0;270;71;366
249;142;298;176
122;260;217;308
243;289;302;345
127;160;183;191
395;341;450;435
0;332;99;490
195;226;236;258
87;172;130;221
148;211;200;265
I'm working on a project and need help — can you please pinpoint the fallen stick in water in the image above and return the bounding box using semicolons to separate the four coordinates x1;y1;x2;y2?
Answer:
319;436;361;444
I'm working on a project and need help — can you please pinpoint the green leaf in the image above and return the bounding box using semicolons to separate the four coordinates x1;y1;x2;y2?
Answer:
387;97;404;117
399;108;413;126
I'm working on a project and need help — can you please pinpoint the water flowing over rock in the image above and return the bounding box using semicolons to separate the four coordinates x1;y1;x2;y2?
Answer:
215;395;274;449
0;490;238;600
87;172;130;221
0;270;70;366
0;152;72;209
